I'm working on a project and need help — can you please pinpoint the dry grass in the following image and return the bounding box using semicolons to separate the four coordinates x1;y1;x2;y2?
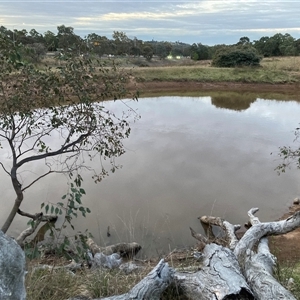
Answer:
261;56;300;72
39;55;300;85
25;256;192;300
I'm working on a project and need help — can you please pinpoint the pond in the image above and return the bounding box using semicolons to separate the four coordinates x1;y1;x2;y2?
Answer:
2;92;300;257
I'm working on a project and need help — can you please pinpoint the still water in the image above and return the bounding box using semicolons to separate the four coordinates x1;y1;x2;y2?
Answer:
2;94;300;257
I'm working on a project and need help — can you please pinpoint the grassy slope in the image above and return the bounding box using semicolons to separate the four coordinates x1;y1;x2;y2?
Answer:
130;56;300;84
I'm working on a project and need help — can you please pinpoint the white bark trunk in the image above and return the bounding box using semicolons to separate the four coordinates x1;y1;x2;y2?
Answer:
175;243;253;299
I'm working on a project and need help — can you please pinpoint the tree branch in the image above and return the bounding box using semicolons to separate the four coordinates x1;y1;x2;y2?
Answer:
21;170;54;192
16;131;91;169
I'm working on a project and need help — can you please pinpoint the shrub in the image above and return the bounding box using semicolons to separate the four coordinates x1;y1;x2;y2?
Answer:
212;46;262;67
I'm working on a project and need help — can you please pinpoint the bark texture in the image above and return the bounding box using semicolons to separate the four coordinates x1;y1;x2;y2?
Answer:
175;243;253;299
87;238;141;258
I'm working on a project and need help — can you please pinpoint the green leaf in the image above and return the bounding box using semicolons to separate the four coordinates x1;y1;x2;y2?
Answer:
75;193;82;204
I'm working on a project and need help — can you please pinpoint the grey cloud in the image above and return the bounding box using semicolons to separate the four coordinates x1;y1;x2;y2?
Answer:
1;0;300;44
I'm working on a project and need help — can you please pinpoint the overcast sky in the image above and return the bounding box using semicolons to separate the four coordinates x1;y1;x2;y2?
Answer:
1;0;300;45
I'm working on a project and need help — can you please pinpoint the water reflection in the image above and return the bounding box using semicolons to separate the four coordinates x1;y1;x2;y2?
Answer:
211;92;256;111
1;94;300;258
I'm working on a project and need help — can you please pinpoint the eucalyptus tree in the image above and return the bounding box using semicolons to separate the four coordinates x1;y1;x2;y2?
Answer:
0;34;137;237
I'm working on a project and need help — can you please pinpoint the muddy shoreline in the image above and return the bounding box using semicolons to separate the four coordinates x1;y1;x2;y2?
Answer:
134;81;300;96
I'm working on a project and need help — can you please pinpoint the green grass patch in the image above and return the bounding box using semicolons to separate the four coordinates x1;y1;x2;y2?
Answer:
132;65;299;84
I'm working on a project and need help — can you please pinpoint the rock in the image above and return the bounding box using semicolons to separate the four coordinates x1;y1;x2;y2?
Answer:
293;197;300;205
119;261;144;274
0;231;26;300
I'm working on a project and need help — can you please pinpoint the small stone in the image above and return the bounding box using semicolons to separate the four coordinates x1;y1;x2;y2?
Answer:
287;277;295;290
293;197;300;205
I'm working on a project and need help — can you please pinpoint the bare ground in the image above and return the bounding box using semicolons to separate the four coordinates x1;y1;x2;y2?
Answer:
269;204;300;265
132;80;300;97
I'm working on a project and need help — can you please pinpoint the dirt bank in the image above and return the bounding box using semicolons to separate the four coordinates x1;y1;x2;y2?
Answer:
133;81;300;96
270;203;300;265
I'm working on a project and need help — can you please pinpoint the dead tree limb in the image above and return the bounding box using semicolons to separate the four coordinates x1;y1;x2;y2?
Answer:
87;238;141;258
16;214;57;246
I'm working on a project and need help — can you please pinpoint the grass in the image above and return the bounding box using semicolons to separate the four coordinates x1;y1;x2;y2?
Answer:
39;55;300;85
25;257;189;300
25;254;300;299
131;60;300;84
275;261;300;299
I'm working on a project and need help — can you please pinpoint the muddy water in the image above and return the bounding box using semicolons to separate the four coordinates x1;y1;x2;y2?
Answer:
2;94;300;257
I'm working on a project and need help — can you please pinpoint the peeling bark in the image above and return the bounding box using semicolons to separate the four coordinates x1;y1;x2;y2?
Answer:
175;243;254;299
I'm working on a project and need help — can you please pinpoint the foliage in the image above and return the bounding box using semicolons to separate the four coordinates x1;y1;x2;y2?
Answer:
2;25;300;60
24;178;91;262
276;127;300;174
0;34;137;236
212;45;262;67
142;45;154;61
253;33;298;57
190;43;211;60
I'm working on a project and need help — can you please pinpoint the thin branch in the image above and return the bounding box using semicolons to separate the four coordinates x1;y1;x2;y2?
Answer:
0;162;10;176
21;170;54;192
16;131;91;169
17;209;43;219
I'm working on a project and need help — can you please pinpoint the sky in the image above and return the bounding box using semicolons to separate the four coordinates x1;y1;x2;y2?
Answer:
1;0;300;45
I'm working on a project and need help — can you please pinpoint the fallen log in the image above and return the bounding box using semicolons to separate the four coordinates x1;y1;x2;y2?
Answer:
175;243;254;299
37;208;300;299
87;238;141;258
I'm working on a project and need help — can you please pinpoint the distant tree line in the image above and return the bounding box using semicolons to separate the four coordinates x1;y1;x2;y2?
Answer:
0;25;191;62
1;25;300;65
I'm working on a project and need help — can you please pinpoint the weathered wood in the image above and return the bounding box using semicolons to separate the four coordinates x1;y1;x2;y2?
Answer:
69;259;173;300
175;243;254;300
244;237;296;300
31;260;83;274
234;208;298;300
189;226;208;250
87;238;141;258
89;252;122;269
16;214;57;246
0;230;26;300
199;208;299;299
